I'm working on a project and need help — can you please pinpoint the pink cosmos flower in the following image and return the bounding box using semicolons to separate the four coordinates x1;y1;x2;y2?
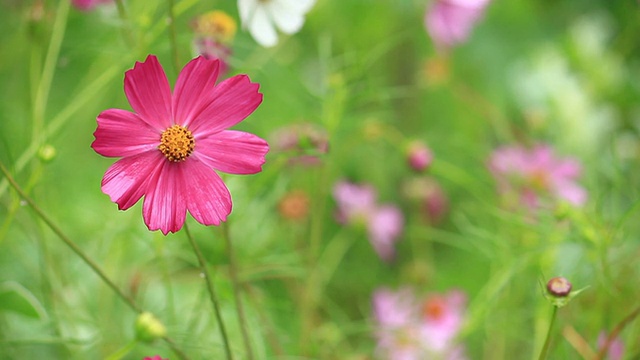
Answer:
488;144;587;209
143;356;167;360
72;0;111;11
92;55;268;234
373;288;467;360
424;0;490;50
333;181;403;262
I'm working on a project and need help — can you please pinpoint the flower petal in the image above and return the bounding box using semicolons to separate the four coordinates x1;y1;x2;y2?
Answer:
173;56;220;127
267;0;308;34
124;55;173;129
189;75;263;137
142;161;188;234
195;130;268;175
367;205;404;262
101;151;164;211
92;109;161;158
181;158;232;226
243;3;279;47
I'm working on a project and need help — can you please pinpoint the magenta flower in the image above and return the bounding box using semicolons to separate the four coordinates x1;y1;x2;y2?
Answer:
488;144;587;209
92;55;268;234
373;288;468;359
72;0;111;11
424;0;490;50
333;181;403;262
143;356;167;360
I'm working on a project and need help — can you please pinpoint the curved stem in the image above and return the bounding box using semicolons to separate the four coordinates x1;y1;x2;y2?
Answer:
184;223;233;360
0;161;190;360
0;161;140;313
222;223;254;360
104;339;137;360
538;306;558;360
595;304;640;360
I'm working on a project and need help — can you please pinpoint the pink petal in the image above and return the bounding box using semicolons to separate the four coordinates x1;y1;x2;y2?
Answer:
194;130;269;175
180;158;232;226
124;55;173;130
172;56;220;127
92;109;161;158
101;151;164;211
142;161;188;234
368;205;404;262
189;75;263;137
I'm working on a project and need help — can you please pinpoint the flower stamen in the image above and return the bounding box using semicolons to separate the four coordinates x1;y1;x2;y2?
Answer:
159;125;195;162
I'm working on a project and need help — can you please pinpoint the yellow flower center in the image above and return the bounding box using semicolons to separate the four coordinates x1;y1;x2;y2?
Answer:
158;125;195;162
193;11;237;43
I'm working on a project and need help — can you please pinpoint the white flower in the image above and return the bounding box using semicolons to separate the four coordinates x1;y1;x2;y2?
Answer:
238;0;316;47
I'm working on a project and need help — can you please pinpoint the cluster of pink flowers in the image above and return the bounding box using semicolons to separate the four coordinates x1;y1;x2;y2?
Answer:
425;0;491;50
373;288;467;359
488;144;587;209
333;181;404;262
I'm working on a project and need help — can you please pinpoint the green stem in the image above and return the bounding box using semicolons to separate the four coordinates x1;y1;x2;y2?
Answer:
538;306;558;360
0;161;190;360
0;160;141;313
184;223;233;360
104;339;137;360
167;0;180;76
113;0;135;48
33;0;70;146
222;223;254;360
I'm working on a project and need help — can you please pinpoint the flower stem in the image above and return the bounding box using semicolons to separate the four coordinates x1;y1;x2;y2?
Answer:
0;161;191;360
0;161;141;313
222;223;254;360
183;223;233;360
537;306;558;360
113;0;135;48
104;339;137;360
167;0;180;76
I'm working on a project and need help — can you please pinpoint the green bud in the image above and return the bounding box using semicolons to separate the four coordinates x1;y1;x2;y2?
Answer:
135;312;167;343
38;144;56;163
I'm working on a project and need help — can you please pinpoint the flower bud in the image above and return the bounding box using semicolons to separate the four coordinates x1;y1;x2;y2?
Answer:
546;277;572;297
38;144;56;163
135;312;167;343
406;141;433;172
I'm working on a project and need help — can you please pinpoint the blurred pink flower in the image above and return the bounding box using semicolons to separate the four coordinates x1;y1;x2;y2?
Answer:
406;141;433;172
333;182;403;262
488;144;587;208
373;288;467;359
72;0;111;11
143;356;167;360
270;123;329;166
193;38;232;77
92;55;268;234
597;332;624;360
424;0;490;50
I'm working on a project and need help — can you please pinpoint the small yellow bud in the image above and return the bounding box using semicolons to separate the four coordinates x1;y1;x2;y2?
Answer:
135;312;167;343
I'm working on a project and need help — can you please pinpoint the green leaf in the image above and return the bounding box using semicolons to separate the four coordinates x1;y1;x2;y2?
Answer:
0;282;48;319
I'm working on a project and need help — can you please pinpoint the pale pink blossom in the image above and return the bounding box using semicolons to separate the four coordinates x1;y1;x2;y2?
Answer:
597;332;624;360
425;0;490;50
193;38;232;77
333;182;403;262
92;55;268;234
373;288;467;360
72;0;111;11
488;144;587;208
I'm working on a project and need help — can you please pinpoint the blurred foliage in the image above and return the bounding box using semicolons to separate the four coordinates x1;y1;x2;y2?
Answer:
1;0;640;359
